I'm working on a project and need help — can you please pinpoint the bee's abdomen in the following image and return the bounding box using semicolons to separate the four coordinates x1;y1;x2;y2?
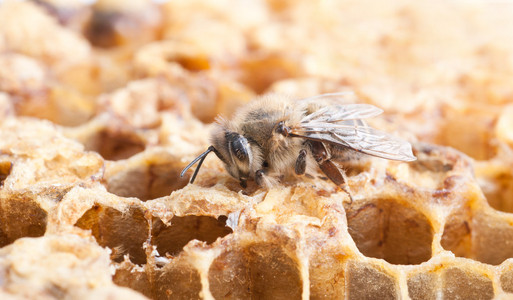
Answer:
328;144;364;162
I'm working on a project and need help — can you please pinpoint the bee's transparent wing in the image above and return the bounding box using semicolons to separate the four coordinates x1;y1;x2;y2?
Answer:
301;103;384;123
291;104;416;161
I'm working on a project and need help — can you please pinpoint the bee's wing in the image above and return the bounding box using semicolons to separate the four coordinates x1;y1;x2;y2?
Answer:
291;104;416;161
300;103;384;123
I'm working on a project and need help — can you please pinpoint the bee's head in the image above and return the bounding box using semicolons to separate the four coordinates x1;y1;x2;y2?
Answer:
210;122;263;187
180;121;262;188
212;132;251;187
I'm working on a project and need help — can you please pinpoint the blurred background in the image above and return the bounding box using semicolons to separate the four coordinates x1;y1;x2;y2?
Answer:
1;0;513;210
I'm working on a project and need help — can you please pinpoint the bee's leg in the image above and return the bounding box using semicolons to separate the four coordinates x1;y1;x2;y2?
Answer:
310;141;341;183
276;123;308;175
295;149;307;175
255;169;278;187
320;162;353;203
310;141;353;203
255;169;266;186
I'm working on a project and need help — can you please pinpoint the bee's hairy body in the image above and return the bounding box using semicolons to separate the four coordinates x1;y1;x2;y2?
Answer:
181;93;416;192
212;95;355;187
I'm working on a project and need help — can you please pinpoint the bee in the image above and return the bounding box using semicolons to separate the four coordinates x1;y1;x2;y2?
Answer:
180;93;416;197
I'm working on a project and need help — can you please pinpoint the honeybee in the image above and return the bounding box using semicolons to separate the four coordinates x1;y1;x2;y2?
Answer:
180;93;416;196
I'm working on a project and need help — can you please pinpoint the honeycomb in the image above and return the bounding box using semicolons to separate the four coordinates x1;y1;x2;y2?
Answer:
1;0;513;299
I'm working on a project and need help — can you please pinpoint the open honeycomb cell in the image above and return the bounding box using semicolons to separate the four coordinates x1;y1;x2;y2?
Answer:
152;215;232;257
75;205;149;264
103;150;191;200
346;198;434;265
0;195;47;247
1;0;513;299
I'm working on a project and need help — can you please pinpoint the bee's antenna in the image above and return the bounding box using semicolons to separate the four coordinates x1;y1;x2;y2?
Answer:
180;146;216;184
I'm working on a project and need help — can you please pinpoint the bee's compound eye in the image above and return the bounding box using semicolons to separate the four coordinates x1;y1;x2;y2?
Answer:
226;132;250;163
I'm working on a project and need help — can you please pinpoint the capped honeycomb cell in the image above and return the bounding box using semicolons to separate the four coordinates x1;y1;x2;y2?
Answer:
208;243;304;300
346;261;398;299
208;249;252;299
501;265;513;294
153;259;203;300
442;267;494;300
407;272;437;300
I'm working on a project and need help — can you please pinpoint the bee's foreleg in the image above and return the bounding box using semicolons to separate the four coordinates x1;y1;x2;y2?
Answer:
294;149;307;175
310;141;353;203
